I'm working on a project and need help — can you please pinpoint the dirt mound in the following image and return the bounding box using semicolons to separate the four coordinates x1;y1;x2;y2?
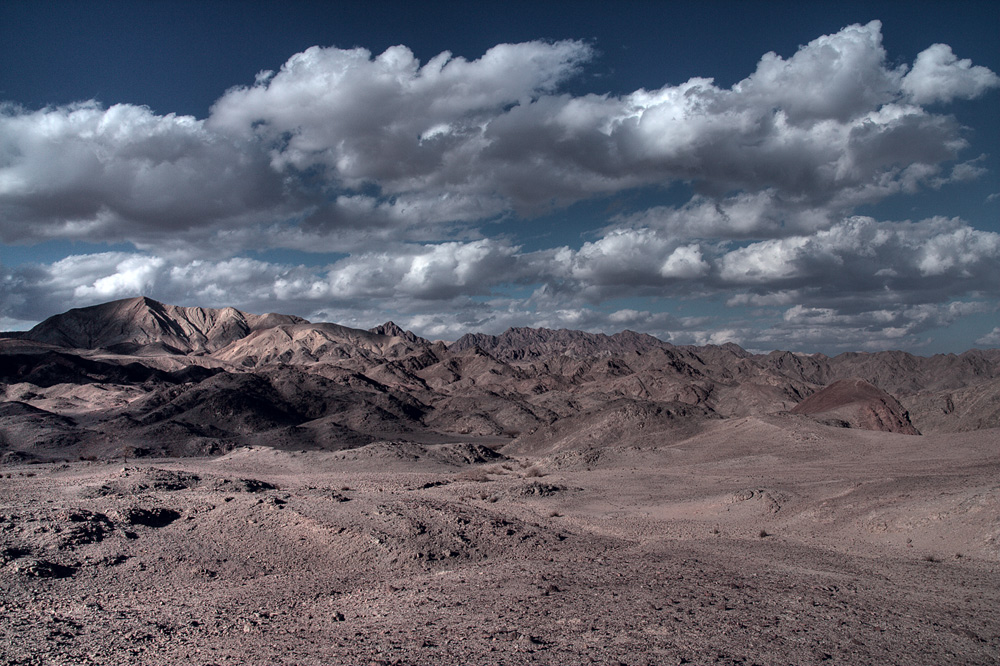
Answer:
791;378;920;435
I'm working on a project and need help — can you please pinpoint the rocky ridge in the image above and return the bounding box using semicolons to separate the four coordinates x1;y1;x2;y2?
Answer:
2;297;998;462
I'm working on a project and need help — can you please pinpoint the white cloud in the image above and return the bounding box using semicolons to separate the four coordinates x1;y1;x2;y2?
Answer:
1;23;995;259
976;327;1000;346
321;239;521;300
902;43;1000;104
614;191;835;240
717;216;1000;293
660;245;710;279
692;329;743;346
0;102;293;251
208;40;593;182
718;237;810;283
916;225;1000;276
733;21;901;125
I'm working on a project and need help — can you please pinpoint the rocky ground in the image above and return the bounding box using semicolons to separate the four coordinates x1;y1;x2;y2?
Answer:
2;416;998;666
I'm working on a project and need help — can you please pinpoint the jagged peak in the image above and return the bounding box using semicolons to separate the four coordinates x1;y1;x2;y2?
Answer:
368;321;426;345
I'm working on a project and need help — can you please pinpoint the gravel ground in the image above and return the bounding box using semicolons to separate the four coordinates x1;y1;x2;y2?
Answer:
2;420;998;665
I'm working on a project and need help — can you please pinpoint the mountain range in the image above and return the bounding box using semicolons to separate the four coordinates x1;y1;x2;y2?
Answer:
2;297;998;462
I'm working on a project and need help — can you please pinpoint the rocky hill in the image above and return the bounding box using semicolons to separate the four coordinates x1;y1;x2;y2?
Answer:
2;297;998;462
20;296;307;353
790;378;921;435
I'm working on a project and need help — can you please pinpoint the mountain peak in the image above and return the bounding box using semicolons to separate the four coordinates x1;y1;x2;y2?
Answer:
368;321;426;345
23;297;304;353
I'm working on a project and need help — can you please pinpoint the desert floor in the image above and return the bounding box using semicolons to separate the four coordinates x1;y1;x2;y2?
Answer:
2;415;998;666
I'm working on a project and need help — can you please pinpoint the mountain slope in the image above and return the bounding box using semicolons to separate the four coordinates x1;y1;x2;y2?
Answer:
22;297;307;353
451;327;676;361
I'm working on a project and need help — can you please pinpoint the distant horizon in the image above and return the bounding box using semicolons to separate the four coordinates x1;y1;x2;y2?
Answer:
6;293;998;358
1;1;998;355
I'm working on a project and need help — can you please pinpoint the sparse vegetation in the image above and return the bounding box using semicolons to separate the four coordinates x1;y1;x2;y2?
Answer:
759;529;770;538
524;466;544;478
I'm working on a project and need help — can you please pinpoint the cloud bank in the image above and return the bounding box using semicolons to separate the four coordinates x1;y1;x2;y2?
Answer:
1;21;998;351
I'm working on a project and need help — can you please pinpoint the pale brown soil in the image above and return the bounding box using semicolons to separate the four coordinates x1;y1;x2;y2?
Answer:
2;417;999;666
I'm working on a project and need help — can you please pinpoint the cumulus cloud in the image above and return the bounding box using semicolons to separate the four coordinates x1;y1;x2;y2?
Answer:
2;23;996;257
208;41;593;177
0;102;294;252
770;300;992;350
977;327;1000;347
548;229;707;286
734;21;902;124
613;191;837;240
0;239;525;324
902;43;1000;104
717;216;1000;298
5;212;997;352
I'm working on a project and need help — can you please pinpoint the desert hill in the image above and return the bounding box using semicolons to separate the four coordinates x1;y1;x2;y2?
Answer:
790;377;920;435
2;297;999;462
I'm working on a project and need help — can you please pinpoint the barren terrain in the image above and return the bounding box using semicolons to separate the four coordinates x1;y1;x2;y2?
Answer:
2;298;999;664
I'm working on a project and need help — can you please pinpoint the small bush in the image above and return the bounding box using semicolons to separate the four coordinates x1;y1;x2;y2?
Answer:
524;466;544;478
758;529;770;539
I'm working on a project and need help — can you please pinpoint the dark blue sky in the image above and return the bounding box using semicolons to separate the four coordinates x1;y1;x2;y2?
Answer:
4;1;997;115
1;0;998;353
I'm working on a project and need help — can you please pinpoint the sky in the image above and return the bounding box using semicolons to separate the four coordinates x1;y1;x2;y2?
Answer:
1;0;998;354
